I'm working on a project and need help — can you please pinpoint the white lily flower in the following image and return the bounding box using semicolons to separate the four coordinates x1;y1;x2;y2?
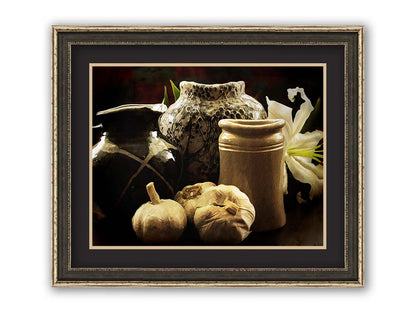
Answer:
267;87;323;203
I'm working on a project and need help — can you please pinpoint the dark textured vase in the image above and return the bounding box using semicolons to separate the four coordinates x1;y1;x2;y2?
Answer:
92;104;182;243
159;81;267;187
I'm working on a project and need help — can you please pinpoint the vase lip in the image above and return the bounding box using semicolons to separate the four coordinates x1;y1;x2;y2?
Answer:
180;80;245;89
179;81;245;100
218;118;285;135
97;103;167;116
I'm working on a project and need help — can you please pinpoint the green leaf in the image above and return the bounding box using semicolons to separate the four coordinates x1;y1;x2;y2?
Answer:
170;80;181;101
163;86;170;106
301;97;322;133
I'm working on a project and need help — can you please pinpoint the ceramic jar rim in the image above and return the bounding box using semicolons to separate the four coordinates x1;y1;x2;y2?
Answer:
97;103;167;116
96;103;167;138
180;80;244;88
218;119;285;136
179;81;245;100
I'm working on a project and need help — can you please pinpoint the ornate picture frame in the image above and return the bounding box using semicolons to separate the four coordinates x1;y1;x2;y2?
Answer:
51;26;364;287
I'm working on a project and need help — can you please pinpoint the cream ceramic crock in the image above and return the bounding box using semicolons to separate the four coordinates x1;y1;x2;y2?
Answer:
218;119;286;232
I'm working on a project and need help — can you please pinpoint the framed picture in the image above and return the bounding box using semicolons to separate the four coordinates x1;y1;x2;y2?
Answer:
51;26;364;287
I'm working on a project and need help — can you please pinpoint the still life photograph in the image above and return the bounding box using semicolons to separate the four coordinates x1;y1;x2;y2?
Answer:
52;26;363;287
91;65;325;248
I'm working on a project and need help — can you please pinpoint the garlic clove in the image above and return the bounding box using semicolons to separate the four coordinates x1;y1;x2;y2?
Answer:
174;182;216;225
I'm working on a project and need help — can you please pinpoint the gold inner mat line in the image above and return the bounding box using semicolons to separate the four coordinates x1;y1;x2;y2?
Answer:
89;63;327;251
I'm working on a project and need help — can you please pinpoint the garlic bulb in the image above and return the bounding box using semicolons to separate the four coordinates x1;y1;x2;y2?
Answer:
193;184;255;244
132;182;187;244
175;182;216;225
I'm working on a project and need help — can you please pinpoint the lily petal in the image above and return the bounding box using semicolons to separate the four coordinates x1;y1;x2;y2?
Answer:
293;155;323;179
288;87;314;136
267;88;323;203
266;96;294;141
290;130;323;150
286;155;323;200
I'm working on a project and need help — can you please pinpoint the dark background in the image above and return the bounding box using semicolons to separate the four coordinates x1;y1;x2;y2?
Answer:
91;65;326;249
92;66;324;135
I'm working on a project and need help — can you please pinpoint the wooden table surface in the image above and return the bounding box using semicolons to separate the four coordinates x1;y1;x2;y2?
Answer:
93;196;323;247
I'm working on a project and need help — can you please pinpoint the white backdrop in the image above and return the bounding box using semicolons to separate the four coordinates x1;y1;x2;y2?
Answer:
0;0;414;310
